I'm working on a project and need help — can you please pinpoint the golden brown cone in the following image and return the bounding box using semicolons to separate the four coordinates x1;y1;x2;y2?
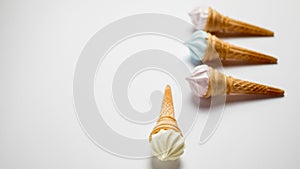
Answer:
206;34;277;64
149;85;182;141
225;76;285;96
204;67;284;97
205;7;274;36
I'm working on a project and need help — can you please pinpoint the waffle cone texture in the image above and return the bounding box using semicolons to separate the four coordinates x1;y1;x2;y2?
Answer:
205;7;274;36
204;67;284;97
204;33;277;64
149;85;182;141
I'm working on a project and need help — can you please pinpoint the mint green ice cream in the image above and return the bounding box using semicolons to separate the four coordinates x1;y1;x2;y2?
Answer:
184;30;208;61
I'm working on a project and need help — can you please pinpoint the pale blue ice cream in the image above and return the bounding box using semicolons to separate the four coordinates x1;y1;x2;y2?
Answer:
184;30;208;61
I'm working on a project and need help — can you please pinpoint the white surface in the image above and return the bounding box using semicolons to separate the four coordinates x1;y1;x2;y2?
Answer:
1;0;300;168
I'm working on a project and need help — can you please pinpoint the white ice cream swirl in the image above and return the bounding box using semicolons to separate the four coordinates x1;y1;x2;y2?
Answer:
150;129;185;161
189;7;209;30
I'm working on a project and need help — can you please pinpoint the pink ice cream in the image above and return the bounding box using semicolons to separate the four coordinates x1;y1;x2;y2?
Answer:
186;65;210;97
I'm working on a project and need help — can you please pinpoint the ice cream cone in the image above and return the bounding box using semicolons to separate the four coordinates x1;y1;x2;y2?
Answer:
204;33;277;63
149;85;182;141
205;7;274;36
204;67;284;97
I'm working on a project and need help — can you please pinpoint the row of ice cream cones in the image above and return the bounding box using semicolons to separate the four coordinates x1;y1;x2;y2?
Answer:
149;7;285;162
185;6;284;97
186;7;278;65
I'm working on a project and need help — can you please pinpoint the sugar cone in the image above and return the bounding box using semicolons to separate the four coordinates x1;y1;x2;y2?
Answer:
149;85;182;141
205;7;274;36
204;67;284;97
204;33;277;63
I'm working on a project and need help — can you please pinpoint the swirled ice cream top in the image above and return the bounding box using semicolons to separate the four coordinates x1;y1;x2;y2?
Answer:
150;129;185;161
189;7;209;30
184;30;208;61
186;64;210;97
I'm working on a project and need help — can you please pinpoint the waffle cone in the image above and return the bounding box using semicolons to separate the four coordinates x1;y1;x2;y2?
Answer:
204;33;277;64
205;7;274;36
226;76;285;96
149;85;182;141
204;67;284;97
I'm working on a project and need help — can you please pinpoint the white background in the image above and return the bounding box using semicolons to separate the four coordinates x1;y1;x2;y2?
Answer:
1;0;300;168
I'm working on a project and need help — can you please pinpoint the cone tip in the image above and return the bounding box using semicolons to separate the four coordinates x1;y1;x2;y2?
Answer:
165;85;171;91
279;89;285;97
161;84;174;115
272;57;278;64
266;30;274;37
262;56;278;64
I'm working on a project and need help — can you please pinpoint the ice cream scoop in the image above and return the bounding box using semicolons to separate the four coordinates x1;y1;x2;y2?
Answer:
189;7;274;36
186;65;284;98
150;129;184;161
149;85;185;161
185;30;277;64
185;64;210;97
